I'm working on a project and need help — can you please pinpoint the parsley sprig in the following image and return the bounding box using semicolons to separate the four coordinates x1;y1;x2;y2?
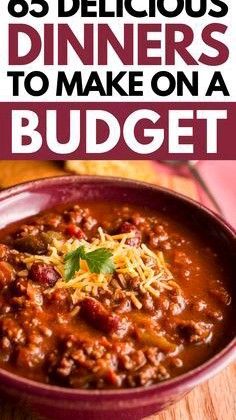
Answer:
64;246;115;281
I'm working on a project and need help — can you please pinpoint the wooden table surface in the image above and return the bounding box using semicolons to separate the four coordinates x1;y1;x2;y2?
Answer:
0;161;235;420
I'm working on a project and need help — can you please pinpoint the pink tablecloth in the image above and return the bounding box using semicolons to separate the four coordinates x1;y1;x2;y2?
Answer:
198;161;236;228
156;161;236;229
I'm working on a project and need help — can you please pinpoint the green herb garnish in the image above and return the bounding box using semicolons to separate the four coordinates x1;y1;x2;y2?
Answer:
64;246;85;281
64;246;115;281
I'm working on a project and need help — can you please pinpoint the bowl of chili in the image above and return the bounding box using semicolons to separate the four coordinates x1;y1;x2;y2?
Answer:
0;176;234;419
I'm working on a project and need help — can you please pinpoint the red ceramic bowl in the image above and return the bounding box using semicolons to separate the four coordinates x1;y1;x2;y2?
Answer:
0;176;235;420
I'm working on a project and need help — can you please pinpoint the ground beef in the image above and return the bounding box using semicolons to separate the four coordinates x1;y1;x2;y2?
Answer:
80;298;126;336
177;320;213;344
119;222;142;247
29;263;60;287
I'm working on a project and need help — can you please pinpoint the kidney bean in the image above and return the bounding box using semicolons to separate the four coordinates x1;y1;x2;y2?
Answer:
29;263;60;287
80;298;121;335
65;224;86;239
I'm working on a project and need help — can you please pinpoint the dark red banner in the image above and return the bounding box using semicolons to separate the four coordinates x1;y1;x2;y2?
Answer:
0;102;235;159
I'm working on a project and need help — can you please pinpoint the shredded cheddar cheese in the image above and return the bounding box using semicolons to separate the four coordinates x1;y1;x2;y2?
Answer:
23;228;175;308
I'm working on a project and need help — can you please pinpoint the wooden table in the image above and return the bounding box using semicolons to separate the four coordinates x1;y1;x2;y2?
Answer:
0;161;235;419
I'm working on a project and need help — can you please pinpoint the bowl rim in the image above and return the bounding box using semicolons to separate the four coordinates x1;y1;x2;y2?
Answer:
0;174;235;402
